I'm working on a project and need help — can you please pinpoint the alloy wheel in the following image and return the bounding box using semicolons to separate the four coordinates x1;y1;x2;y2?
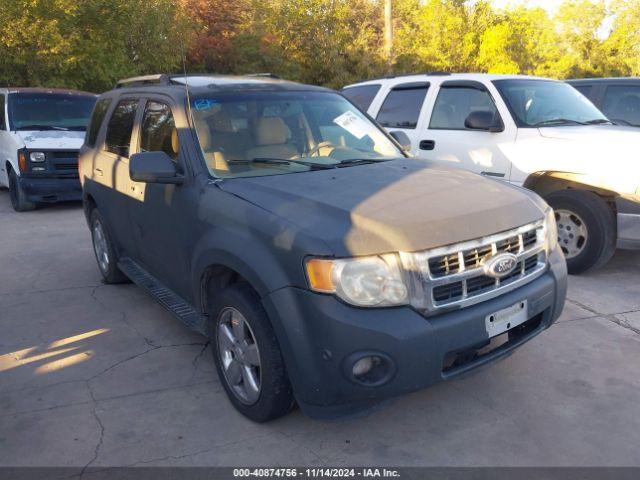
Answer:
217;307;262;405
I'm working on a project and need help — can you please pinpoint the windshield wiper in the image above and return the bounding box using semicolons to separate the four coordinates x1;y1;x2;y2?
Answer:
533;118;587;127
15;124;70;131
584;119;613;125
337;158;389;167
231;158;336;170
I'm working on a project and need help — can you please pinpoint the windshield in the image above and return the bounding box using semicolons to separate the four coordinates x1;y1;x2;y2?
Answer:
493;79;609;127
8;92;96;131
189;91;403;179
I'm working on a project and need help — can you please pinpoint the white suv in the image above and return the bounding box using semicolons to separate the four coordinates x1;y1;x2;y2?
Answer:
343;73;640;274
0;88;96;211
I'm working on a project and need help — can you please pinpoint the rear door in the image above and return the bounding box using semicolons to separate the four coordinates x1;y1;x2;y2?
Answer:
92;96;140;256
419;80;516;179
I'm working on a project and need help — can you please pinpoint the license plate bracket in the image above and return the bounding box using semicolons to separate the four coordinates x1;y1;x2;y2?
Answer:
485;300;528;338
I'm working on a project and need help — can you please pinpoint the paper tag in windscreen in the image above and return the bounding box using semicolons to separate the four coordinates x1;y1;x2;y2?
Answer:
333;111;369;139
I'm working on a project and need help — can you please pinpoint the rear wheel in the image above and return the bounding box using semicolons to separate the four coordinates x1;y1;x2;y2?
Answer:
90;209;128;283
211;284;294;422
545;189;616;274
8;169;36;212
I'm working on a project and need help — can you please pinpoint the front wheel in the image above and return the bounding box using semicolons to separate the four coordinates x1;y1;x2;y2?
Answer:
211;284;294;422
545;189;616;274
8;169;36;212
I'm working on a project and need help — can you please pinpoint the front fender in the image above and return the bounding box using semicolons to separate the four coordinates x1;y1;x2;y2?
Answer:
523;171;621;198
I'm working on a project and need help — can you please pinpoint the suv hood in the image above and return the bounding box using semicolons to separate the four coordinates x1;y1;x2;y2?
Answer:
511;125;640;194
16;130;85;150
219;158;545;257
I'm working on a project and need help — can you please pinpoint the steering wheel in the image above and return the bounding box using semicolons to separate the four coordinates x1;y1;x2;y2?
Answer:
307;141;335;157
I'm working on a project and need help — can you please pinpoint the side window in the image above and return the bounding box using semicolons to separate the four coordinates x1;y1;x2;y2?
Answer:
139;101;178;161
0;94;6;130
104;98;139;157
430;86;499;130
85;98;112;147
341;84;381;111
601;85;640;127
376;83;429;129
572;85;593;99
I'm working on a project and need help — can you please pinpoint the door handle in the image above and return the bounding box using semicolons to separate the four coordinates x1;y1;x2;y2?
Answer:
95;168;103;176
419;140;435;150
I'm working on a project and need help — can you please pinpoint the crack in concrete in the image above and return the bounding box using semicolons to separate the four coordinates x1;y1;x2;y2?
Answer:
0;284;101;300
565;298;640;335
79;380;104;479
1;380;218;420
89;285;157;348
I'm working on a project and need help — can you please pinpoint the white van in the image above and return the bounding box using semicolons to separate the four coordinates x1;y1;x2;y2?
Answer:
0;88;96;211
343;74;640;273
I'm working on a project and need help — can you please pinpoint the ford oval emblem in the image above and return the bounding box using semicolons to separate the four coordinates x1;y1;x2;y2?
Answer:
483;253;518;278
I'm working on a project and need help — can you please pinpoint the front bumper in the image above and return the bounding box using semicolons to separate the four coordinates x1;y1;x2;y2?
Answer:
262;247;567;419
18;176;82;203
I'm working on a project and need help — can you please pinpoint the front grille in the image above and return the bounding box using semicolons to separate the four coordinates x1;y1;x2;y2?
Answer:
400;220;547;313
49;151;79;175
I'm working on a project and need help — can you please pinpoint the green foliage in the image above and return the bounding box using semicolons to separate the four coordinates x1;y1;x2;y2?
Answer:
0;0;638;93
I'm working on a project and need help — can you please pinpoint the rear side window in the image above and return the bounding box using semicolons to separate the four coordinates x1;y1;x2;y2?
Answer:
342;84;381;111
430;86;499;130
139;101;178;161
105;99;138;157
85;98;111;147
601;85;640;127
0;95;5;130
376;83;429;129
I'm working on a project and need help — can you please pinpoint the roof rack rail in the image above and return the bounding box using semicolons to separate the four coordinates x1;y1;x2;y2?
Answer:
246;73;281;79
115;74;174;89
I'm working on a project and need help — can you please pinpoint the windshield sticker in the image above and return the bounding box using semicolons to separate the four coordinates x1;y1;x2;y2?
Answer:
333;111;369;139
194;99;218;111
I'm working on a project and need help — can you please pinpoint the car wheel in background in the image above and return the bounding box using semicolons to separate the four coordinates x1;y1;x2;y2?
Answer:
545;189;616;274
211;284;294;422
90;209;128;283
8;169;36;212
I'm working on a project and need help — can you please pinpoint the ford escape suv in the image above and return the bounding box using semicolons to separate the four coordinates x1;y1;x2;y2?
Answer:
79;74;567;422
0;88;96;211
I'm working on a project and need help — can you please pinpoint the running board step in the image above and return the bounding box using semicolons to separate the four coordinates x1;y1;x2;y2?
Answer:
118;257;207;334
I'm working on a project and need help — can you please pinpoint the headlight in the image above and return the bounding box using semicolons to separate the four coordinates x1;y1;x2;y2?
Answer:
306;254;409;307
544;207;558;252
29;152;46;162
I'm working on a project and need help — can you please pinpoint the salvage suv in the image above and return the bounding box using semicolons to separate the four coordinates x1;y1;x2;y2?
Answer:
343;74;640;273
0;88;96;211
79;74;567;422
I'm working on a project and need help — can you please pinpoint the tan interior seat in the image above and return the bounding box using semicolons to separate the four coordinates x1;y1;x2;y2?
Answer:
245;117;299;160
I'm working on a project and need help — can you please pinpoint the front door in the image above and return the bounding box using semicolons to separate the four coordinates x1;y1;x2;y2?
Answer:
127;98;193;298
418;81;516;180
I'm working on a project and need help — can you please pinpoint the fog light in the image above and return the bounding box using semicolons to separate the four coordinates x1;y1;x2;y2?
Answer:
32;166;45;172
352;356;374;377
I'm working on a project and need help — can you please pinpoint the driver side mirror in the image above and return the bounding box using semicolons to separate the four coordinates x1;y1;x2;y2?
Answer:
464;111;504;132
129;151;183;184
389;130;412;152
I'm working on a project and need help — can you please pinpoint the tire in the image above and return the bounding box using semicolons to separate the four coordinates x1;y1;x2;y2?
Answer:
210;283;294;422
8;169;36;212
545;189;616;274
90;209;128;283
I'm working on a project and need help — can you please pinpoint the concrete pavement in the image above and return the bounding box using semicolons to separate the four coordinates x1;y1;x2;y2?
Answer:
1;190;639;470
